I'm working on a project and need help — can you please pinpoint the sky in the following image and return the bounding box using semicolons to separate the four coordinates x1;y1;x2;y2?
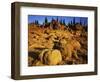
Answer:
28;15;88;26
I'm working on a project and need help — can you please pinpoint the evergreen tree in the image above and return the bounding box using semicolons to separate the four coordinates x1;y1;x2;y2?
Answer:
60;19;63;25
36;20;39;25
83;20;86;26
73;17;75;25
35;20;39;25
35;20;37;24
70;21;73;26
63;19;66;25
68;22;71;27
52;18;54;22
45;17;48;24
56;17;59;22
80;18;82;25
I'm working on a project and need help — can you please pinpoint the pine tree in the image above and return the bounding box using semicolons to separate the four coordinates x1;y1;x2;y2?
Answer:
35;20;37;24
83;20;86;26
51;18;54;22
56;17;58;22
60;19;63;25
45;17;48;24
68;22;71;27
71;21;73;26
80;18;82;25
73;17;75;26
35;20;39;25
63;19;66;25
36;20;39;25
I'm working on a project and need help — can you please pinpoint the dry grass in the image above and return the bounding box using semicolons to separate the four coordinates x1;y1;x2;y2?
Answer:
28;22;88;66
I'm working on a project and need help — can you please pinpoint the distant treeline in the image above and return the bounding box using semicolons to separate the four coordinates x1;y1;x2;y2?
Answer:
32;17;87;26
